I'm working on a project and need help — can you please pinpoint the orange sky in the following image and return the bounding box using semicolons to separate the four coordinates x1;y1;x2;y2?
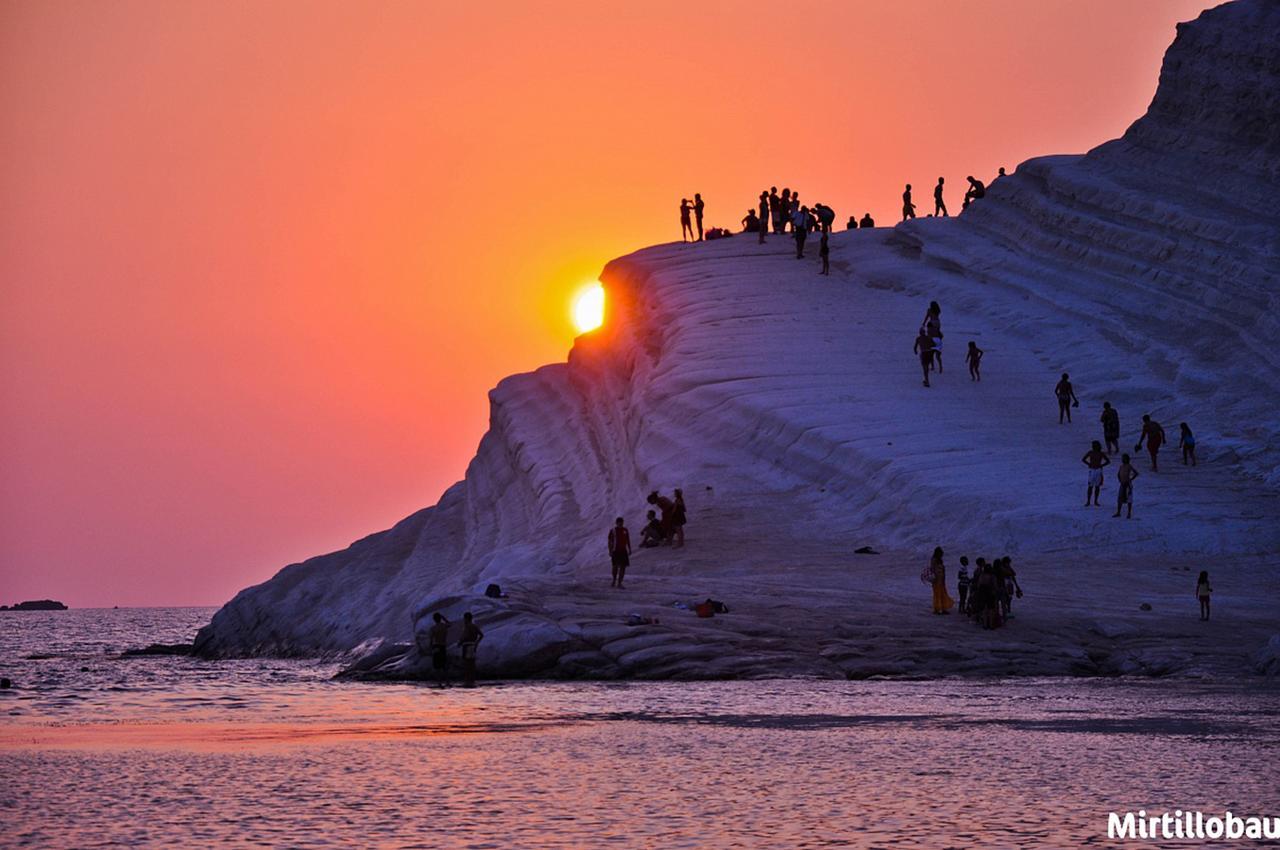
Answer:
0;0;1213;607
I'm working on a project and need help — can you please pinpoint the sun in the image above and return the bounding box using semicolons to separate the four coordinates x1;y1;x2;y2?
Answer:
572;284;605;334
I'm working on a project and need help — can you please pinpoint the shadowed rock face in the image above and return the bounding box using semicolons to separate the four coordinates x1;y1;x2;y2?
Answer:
195;1;1280;678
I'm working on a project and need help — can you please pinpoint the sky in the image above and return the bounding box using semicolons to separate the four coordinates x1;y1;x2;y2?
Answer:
0;0;1214;607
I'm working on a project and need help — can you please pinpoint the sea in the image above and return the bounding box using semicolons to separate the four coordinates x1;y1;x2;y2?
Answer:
2;607;1278;849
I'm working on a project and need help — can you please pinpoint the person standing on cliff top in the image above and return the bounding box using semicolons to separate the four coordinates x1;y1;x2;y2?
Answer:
902;184;916;220
779;188;792;232
1136;414;1166;471
758;191;770;244
793;206;813;258
459;612;484;688
692;193;705;241
608;517;631;588
1055;373;1079;423
934;177;948;217
1101;401;1121;455
428;612;451;688
680;198;695;242
1082;440;1112;507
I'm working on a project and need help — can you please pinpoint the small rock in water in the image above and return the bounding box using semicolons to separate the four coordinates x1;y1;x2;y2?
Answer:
1139;603;1153;611
0;677;11;689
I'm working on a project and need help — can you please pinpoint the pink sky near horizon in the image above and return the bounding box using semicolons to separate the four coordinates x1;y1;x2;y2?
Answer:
1;1;1214;608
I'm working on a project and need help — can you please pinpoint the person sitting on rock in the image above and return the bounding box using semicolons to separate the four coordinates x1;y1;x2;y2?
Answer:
741;208;760;233
640;510;665;547
859;212;875;228
647;491;676;540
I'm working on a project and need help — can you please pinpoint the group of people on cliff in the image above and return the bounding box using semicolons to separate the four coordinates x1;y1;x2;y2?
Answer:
912;300;983;388
607;488;688;588
901;171;1003;221
923;547;1022;630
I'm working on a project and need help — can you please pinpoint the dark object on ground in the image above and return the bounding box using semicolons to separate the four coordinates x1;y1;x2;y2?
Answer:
694;601;715;618
0;678;11;689
484;583;502;599
705;227;733;240
703;598;729;614
1;599;68;611
1139;603;1153;611
121;643;196;657
854;546;879;555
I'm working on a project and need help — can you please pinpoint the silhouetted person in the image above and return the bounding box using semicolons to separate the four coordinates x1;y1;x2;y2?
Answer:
819;231;830;275
769;187;783;233
1136;414;1166;471
1196;570;1212;620
780;188;792;232
1100;402;1121;455
640;509;664;547
758;191;770;244
914;330;936;387
680;198;694;241
1055;373;1079;423
647;490;676;539
934;177;948;216
459;612;483;687
1081;440;1111;507
813;202;835;233
1113;454;1139;518
692;193;705;240
996;167;1007;180
1179;422;1197;466
847;215;858;230
902;184;916;220
742;209;760;233
963;176;985;209
428;612;450;687
859;212;875;228
793;205;812;258
789;191;800;232
966;341;983;381
672;488;687;548
921;301;943;373
608;516;631;588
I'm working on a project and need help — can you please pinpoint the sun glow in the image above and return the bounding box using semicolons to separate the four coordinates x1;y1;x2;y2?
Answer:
572;284;605;333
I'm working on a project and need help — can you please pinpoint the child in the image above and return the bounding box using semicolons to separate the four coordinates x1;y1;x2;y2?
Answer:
1179;422;1197;466
1113;454;1140;518
639;510;664;547
957;556;971;614
965;341;983;381
1196;570;1212;621
819;231;830;275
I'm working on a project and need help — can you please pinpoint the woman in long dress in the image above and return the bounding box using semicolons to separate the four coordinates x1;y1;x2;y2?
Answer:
922;546;955;614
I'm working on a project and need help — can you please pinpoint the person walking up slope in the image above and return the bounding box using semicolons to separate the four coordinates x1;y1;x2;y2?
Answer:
1136;414;1166;472
1179;422;1197;466
934;177;948;216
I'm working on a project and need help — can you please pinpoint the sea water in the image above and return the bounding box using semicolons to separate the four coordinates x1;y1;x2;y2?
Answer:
2;608;1278;848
